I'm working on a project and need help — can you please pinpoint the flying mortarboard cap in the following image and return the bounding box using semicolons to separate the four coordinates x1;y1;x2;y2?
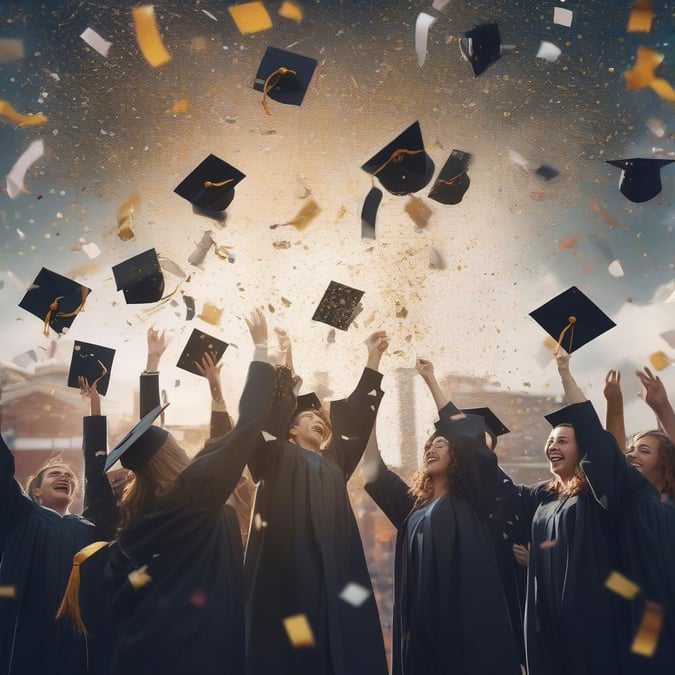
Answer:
295;392;322;413
535;164;560;181
19;268;91;336
428;150;471;204
253;46;317;113
462;407;509;442
176;328;229;377
361;121;435;196
459;22;502;77
67;341;116;396
529;286;616;355
112;248;165;304
312;281;364;331
605;158;674;203
174;154;246;212
104;404;169;471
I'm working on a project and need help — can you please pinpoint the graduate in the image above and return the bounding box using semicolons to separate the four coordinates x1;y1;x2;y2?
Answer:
361;358;523;675
0;376;115;675
104;308;274;675
244;330;389;675
499;350;675;675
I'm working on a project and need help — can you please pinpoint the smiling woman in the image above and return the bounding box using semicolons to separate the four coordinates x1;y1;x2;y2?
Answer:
626;429;675;503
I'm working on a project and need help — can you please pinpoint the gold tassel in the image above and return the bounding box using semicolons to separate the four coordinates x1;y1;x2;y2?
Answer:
204;179;235;188
261;67;296;116
43;287;90;337
372;148;424;177
554;316;576;356
55;541;108;635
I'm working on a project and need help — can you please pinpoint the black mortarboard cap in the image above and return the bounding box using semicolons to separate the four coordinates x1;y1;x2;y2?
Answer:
543;407;574;428
67;341;116;396
174;154;246;212
253;46;317;108
176;328;229;377
104;404;169;471
361;122;435;195
606;158;674;203
459;22;501;77
428;150;471;204
19;268;91;336
112;248;165;305
312;281;364;331
529;286;616;354
535;164;560;181
462;407;509;437
296;392;322;413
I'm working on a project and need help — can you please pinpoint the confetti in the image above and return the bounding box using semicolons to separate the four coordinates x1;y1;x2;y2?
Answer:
553;7;573;27
648;351;671;371
198;302;223;326
0;38;24;64
117;192;139;241
608;260;624;277
659;330;675;349
171;99;189;114
278;1;304;24
0;586;16;598
508;148;530;170
201;9;218;22
283;614;315;648
182;294;196;321
631;600;663;657
605;571;640;600
189;589;208;607
6;140;44;199
228;2;273;35
132;6;172;68
625;47;675;101
339;582;371;607
188;231;214;266
286;198;321;230
536;41;562;63
405;196;432;228
627;0;653;33
80;28;112;57
0;100;47;126
415;13;437;67
128;565;152;590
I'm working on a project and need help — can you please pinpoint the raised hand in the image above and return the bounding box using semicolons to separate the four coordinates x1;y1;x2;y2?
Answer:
636;366;669;411
555;348;571;373
603;369;623;404
365;331;389;372
245;307;268;345
146;326;168;371
78;375;101;416
512;543;530;568
195;351;224;403
415;358;435;381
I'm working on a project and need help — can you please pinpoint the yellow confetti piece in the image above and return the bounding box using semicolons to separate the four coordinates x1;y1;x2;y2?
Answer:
117;192;139;241
631;601;664;657
171;99;189;114
649;351;671;371
287;198;321;230
649;78;675;102
132;6;172;68
283;614;315;648
128;565;152;590
605;571;640;600
279;0;304;23
199;302;223;326
627;0;653;33
0;99;47;126
404;196;432;228
0;586;16;598
228;2;273;35
625;47;664;91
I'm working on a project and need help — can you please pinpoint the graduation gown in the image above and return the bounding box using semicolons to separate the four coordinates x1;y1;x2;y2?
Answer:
364;411;522;675
104;360;274;675
0;416;115;675
244;367;388;675
499;401;675;675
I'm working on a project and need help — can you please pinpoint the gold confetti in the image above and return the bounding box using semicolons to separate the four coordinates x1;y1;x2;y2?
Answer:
404;196;432;228
279;1;304;24
228;2;273;35
605;571;640;600
627;0;653;33
287;198;321;230
117;192;139;241
0;99;47;126
0;586;16;598
648;351;671;371
625;47;675;101
283;614;315;648
631;601;664;656
128;565;152;590
132;6;172;68
171;99;189;114
199;302;223;326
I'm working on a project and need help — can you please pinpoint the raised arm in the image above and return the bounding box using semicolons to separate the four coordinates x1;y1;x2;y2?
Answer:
78;376;117;537
329;331;388;479
195;351;233;439
362;422;415;530
177;309;275;513
603;369;627;449
140;326;167;417
636;367;675;443
0;433;34;541
416;358;451;410
556;349;586;404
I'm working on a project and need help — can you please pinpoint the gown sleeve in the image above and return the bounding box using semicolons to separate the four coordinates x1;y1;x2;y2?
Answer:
328;367;384;480
209;409;233;440
364;456;414;530
0;433;34;542
81;415;118;538
176;361;275;513
139;372;161;418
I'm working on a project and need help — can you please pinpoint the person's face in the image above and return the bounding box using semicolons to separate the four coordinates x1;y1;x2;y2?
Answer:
423;436;452;478
545;426;579;482
32;464;76;511
626;436;663;488
288;410;329;450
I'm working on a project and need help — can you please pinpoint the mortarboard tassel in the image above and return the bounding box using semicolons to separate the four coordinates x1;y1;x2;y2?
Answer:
372;148;424;177
43;287;90;337
261;67;296;115
554;316;576;356
204;179;235;188
55;541;109;635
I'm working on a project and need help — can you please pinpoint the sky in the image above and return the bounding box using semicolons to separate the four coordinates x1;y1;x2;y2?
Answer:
0;0;674;466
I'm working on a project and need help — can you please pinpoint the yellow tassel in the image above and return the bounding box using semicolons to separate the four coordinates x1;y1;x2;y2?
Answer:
554;316;576;356
55;541;108;635
203;179;235;188
261;66;296;116
372;148;424;177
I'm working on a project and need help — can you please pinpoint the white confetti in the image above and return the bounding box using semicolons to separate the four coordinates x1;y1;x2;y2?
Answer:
553;7;573;27
80;27;112;58
201;9;218;21
608;260;624;277
16;228;25;240
82;241;101;259
6;139;44;199
536;41;562;63
508;148;530;170
414;13;437;67
646;118;666;138
339;582;371;607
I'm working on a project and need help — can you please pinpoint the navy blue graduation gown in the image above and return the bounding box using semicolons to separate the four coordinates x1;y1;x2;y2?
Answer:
104;360;274;675
244;367;388;675
365;411;522;675
498;401;675;675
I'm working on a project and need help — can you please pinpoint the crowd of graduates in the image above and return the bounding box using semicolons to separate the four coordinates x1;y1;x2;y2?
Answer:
1;307;674;675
